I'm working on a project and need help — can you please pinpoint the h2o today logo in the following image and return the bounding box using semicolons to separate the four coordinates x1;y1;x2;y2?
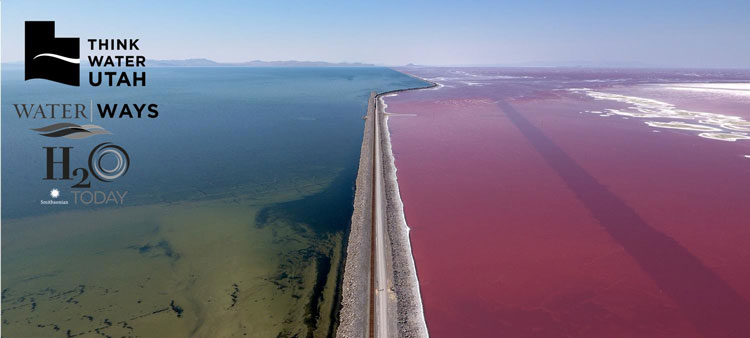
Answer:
42;142;131;205
44;143;130;188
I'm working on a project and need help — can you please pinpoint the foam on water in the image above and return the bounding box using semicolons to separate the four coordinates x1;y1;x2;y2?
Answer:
572;88;750;142
644;121;722;132
661;83;750;98
697;133;750;142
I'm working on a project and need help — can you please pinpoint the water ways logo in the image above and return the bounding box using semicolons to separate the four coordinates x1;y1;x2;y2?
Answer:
31;122;110;139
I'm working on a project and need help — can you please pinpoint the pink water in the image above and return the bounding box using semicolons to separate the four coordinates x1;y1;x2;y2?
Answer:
385;68;750;337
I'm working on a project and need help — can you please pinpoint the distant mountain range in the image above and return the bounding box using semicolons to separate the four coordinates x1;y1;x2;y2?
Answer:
2;58;697;68
148;58;375;67
401;60;661;68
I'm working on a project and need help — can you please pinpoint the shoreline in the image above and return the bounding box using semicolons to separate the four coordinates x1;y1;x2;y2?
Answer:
337;92;377;337
375;77;437;337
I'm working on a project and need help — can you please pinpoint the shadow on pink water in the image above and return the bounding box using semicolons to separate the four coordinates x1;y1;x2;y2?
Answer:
500;99;750;338
386;67;750;338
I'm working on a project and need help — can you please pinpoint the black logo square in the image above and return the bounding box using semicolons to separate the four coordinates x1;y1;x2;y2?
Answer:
25;21;80;86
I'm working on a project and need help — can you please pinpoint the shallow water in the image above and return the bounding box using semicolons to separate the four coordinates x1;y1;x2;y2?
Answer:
1;67;427;337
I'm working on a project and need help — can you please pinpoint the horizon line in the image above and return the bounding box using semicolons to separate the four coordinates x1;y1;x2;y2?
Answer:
3;58;750;70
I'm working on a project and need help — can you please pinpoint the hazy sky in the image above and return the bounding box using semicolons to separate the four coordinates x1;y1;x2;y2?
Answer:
2;0;749;67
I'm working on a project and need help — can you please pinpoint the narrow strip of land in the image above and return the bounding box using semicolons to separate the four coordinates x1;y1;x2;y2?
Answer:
337;80;436;338
369;80;437;338
371;87;388;338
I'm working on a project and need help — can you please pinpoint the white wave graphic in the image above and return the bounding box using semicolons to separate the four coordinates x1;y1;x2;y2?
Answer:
33;53;80;64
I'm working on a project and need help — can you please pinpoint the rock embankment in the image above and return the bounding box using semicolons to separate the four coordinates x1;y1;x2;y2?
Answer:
377;87;432;338
336;92;376;338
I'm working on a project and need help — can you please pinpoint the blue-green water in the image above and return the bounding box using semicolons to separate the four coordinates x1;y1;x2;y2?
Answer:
1;67;426;337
